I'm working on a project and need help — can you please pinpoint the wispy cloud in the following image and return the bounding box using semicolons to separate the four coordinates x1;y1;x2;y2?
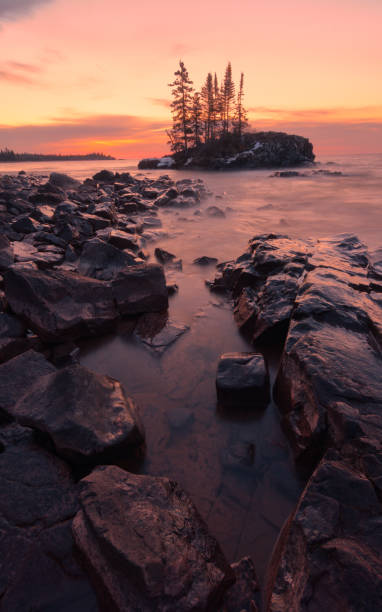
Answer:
248;105;382;123
148;97;171;109
0;60;44;85
0;0;56;21
6;61;43;73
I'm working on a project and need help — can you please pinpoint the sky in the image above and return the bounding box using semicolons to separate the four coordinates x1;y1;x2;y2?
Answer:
0;0;381;157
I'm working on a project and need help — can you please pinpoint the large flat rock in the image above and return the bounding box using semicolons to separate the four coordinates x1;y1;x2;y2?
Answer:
73;465;234;611
7;364;145;465
4;266;119;342
266;452;382;611
0;424;97;611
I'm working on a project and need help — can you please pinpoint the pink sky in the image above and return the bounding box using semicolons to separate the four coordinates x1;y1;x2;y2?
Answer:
0;0;381;157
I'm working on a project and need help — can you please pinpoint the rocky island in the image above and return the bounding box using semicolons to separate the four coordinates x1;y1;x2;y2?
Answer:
0;168;381;611
138;131;315;170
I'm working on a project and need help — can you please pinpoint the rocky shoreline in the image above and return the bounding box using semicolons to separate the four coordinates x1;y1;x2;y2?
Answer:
0;169;381;610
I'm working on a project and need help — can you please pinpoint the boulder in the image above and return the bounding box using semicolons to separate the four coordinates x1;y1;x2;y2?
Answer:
7;365;145;465
266;452;382;612
72;465;235;611
221;557;260;612
92;170;115;183
112;264;168;315
49;172;80;189
0;424;97;611
216;353;269;408
137;158;160;169
78;238;137;280
0;350;56;417
0;235;14;271
154;247;176;264
4;267;118;342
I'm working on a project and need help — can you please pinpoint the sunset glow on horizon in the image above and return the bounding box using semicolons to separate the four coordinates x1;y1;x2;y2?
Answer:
1;0;382;158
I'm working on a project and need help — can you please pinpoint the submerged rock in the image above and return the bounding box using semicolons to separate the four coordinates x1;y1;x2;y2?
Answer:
193;256;218;266
216;352;269;408
7;365;145;465
72;465;235;611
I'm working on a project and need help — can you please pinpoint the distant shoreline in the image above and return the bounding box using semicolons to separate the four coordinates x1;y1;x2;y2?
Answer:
0;152;116;162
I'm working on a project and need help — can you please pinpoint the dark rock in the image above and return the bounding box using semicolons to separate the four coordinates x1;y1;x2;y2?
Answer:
0;350;56;417
92;170;115;183
216;352;269;408
0;235;14;271
137;157;160;169
101;228;140;251
78;238;137;280
221;557;260;612
0;424;97;611
7;365;144;465
167;283;179;295
271;171;303;177
193;256;218;266
11;215;41;234
206;206;225;218
4;267;118;342
72;465;235;611
154;247;176;264
266;453;382;612
112;264;168;315
49;172;80;189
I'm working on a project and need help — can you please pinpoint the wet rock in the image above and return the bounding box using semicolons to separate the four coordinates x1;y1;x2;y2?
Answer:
4;267;118;342
7;365;145;465
154;247;176;264
92;170;115;183
0;313;33;364
0;424;97;611
11;215;41;234
0;235;14;271
49;172;81;189
221;557;260;612
216;353;269;408
0;349;56;419
78;238;137;280
100;228;140;251
137;157;160;169
112;264;168;315
266;453;382;612
193;256;218;266
72;465;235;611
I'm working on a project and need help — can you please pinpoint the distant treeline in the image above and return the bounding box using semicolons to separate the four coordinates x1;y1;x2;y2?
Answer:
0;148;115;162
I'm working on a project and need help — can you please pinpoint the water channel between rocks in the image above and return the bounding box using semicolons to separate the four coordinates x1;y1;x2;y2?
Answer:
4;153;381;597
79;187;305;591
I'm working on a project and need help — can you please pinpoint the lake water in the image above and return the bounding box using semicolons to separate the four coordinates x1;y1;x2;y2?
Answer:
2;153;382;593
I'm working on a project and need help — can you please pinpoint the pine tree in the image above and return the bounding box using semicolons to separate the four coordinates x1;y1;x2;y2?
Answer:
233;72;248;138
222;62;235;134
212;73;221;139
191;92;203;147
200;73;214;142
168;61;194;153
